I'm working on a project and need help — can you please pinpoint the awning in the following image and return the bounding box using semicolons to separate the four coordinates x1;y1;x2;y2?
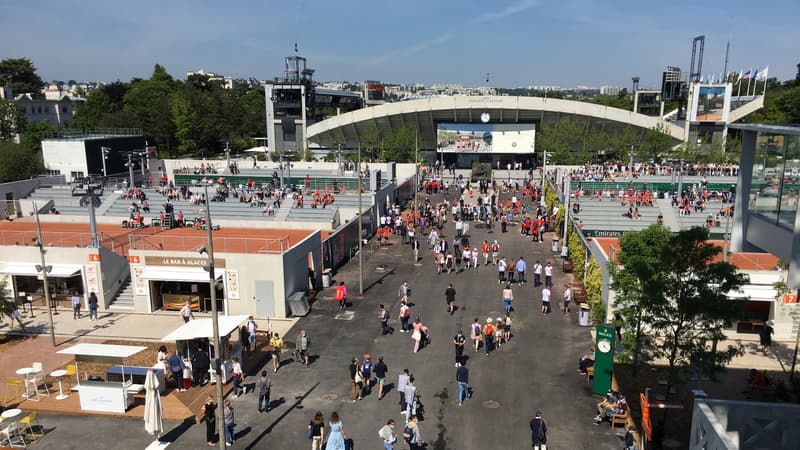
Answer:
140;266;223;283
57;343;147;358
161;315;249;342
727;285;778;302
0;263;82;278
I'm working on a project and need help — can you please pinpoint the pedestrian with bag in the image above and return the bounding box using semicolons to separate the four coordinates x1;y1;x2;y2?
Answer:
445;284;456;315
530;410;547;450
379;304;391;335
88;291;99;321
231;356;245;397
308;411;325;450
397;369;410;412
470;318;482;352
335;281;347;310
223;400;235;446
453;329;465;367
269;332;283;373
399;300;411;333
456;360;469;406
375;356;388;400
378;419;398;450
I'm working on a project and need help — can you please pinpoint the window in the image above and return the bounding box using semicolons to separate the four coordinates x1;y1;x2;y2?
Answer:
44;107;50;113
779;135;800;229
70;171;84;180
750;132;800;229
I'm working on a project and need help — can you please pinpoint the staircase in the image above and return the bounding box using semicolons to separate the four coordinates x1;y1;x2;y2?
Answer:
655;198;681;231
108;278;135;311
274;201;292;221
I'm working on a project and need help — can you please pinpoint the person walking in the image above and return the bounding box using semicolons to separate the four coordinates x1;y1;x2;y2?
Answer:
453;329;466;367
403;376;417;418
257;370;272;413
88;291;99;321
190;344;210;386
269;332;283;373
296;329;311;366
179;300;194;323
168;350;186;391
483;318;495;357
326;411;347;450
530;410;547;450
533;260;543;287
502;284;513;314
201;395;217;446
398;281;409;302
562;283;572;314
411;318;428;353
399;300;411;333
541;286;551;315
379;304;391;335
335;281;347;310
405;414;423;450
445;284;456;315
223;400;235;446
349;357;360;402
398;369;410;412
544;261;553;288
245;316;258;352
378;419;398;450
497;257;507;284
516;257;527;285
360;354;374;397
309;411;325;450
470;318;482;352
231;356;244;397
71;291;82;319
375;356;388;400
456;361;469;406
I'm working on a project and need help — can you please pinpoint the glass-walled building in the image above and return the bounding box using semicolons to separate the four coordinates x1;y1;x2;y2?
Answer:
732;123;800;291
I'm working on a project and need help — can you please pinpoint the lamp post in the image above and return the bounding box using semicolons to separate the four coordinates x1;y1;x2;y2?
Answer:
196;178;226;450
541;151;548;206
100;147;110;178
357;144;364;295
32;204;57;347
414;129;419;216
126;153;135;188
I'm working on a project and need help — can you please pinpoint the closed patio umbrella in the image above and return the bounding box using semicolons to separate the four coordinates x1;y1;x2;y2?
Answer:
144;368;164;439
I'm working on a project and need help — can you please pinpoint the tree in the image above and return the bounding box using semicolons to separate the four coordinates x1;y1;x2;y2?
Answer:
383;125;416;162
639;123;675;162
122;65;175;151
0;58;45;96
0;141;43;182
358;125;382;161
0;279;18;319
0;98;24;140
72;89;114;129
647;227;746;401
609;224;672;374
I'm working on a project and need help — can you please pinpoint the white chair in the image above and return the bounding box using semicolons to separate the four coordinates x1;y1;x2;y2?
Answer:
31;362;51;397
0;422;28;448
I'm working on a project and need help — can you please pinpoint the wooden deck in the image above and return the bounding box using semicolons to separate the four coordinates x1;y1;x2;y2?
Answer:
9;381;234;423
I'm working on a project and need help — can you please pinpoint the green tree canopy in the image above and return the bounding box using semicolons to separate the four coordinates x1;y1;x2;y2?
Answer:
0;98;24;140
0;58;45;96
0;140;44;182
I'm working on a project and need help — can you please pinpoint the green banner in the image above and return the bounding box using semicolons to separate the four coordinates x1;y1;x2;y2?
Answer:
593;325;615;396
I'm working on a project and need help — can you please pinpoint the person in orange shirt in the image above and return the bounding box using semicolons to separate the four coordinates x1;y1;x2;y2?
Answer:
481;241;490;265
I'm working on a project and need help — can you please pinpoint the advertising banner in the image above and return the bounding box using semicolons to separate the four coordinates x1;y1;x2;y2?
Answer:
690;84;732;123
437;123;535;154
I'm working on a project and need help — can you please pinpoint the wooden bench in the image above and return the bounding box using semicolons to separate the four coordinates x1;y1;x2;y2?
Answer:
611;408;629;430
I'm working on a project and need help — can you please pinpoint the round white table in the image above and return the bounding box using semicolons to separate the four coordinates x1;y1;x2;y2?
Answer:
1;408;22;420
50;369;69;400
15;367;40;398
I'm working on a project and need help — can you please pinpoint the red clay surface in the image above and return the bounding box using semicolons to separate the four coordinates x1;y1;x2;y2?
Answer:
595;237;779;271
0;218;320;255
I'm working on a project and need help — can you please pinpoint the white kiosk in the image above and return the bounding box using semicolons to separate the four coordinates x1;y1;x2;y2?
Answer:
57;343;148;413
160;315;248;385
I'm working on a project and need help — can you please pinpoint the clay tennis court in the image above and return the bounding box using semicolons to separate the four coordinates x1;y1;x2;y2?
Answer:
0;219;323;256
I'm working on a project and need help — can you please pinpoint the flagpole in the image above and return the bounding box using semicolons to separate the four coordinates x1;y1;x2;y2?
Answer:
762;66;769;96
746;69;752;96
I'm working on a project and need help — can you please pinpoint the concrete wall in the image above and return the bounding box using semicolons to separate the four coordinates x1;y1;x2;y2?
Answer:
33;213;334;232
98;246;130;309
690;399;800;449
0;176;66;218
282;230;322;315
41;140;88;180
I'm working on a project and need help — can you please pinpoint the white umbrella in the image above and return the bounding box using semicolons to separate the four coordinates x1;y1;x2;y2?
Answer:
144;369;164;440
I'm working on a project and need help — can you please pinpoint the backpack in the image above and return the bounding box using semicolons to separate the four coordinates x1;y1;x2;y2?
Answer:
403;307;411;318
403;424;413;442
473;323;481;337
361;360;372;378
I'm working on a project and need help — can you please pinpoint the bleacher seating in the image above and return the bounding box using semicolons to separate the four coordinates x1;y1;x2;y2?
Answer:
25;186;107;215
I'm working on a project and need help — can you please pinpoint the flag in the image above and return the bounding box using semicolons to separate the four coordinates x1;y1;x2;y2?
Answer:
757;66;769;81
741;68;752;80
752;68;759;81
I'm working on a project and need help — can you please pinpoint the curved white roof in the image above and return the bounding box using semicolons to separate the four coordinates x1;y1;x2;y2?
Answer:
307;95;684;149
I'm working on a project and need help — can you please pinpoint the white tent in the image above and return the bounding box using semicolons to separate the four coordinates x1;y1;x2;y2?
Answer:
160;315;249;342
243;146;269;154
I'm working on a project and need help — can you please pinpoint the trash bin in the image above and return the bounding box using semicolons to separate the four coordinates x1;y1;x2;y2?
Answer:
578;304;591;327
322;269;332;288
551;238;559;252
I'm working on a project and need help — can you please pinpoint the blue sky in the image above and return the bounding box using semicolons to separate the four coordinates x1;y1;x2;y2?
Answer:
2;0;798;88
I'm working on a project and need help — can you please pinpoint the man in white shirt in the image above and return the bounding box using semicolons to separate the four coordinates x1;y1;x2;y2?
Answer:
497;258;507;284
180;301;194;323
533;261;543;287
562;284;572;314
544;262;553;288
541;286;551;314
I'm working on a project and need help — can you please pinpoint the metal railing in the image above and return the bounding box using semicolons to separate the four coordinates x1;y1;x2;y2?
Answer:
0;230;97;247
128;234;290;254
43;128;142;139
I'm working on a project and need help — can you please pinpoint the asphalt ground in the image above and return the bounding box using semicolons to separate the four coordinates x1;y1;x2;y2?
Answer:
27;188;626;450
